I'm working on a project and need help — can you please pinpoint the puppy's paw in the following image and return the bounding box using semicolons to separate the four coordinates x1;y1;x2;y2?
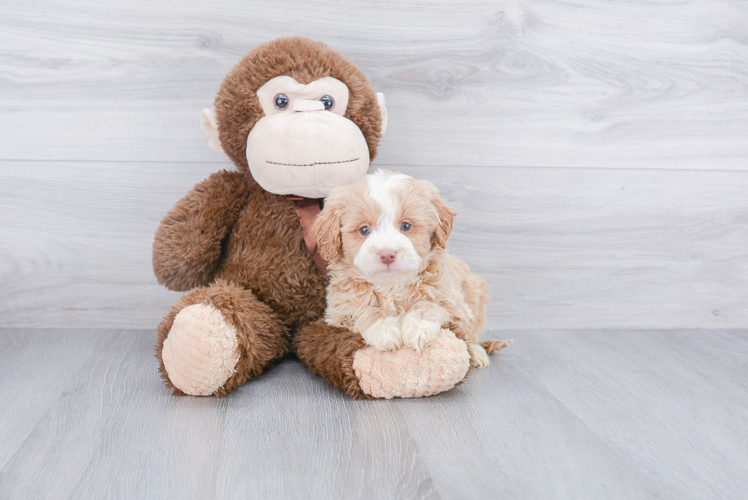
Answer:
362;317;402;351
401;314;441;352
470;343;490;368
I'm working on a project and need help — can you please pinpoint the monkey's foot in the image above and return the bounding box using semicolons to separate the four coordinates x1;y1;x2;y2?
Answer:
352;329;471;399
161;304;240;396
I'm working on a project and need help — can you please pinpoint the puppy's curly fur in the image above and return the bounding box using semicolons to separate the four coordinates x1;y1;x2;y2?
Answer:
313;170;494;367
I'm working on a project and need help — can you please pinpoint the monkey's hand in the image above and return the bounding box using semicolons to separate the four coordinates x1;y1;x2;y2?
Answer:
153;170;251;291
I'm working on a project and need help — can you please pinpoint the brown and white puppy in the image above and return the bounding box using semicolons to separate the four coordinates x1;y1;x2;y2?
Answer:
312;170;491;368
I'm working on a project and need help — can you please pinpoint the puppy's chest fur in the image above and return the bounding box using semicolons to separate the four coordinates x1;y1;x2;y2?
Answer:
371;279;470;321
326;253;479;328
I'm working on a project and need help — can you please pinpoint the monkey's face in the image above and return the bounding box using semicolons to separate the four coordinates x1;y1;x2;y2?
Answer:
206;37;387;198
244;76;371;199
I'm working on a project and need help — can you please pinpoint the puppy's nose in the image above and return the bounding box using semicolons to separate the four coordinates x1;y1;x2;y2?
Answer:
379;250;397;265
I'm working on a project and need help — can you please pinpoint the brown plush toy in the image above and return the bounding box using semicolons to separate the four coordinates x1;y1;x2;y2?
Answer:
153;37;499;399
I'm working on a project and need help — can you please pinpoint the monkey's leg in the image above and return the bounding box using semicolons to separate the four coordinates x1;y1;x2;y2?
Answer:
294;321;471;400
156;280;288;397
292;321;371;399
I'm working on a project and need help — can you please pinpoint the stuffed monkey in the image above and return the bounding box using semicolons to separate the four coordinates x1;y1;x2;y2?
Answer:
154;37;485;399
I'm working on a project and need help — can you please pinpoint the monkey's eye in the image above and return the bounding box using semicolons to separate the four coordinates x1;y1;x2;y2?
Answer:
358;226;371;237
274;94;289;110
320;95;334;110
400;222;412;232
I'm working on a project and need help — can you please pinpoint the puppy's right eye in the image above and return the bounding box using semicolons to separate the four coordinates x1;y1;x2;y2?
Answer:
358;226;371;236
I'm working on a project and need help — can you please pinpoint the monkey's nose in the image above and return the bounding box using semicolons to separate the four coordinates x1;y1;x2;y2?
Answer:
378;250;397;265
293;100;325;112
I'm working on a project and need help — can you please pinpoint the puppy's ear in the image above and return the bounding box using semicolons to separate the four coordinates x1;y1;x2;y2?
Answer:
312;198;343;261
432;192;457;249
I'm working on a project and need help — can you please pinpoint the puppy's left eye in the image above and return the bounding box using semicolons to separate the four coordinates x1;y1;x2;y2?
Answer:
400;222;412;232
359;226;371;236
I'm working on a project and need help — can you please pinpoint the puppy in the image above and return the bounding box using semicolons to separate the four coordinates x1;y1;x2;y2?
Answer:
312;169;495;368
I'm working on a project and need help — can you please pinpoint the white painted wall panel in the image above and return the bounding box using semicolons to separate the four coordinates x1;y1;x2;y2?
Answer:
0;0;746;168
1;162;746;328
0;0;746;327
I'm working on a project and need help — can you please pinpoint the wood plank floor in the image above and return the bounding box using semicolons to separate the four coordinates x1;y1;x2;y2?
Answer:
1;328;746;499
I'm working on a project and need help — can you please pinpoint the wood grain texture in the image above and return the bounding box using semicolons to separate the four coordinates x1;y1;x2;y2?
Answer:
0;0;746;168
398;328;748;499
2;161;747;329
0;328;746;499
0;329;115;470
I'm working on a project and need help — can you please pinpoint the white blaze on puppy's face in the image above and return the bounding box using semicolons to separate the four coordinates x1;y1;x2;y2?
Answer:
353;172;417;283
347;171;438;285
313;169;452;285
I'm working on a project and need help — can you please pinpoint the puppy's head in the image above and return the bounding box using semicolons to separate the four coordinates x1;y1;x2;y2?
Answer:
312;170;457;285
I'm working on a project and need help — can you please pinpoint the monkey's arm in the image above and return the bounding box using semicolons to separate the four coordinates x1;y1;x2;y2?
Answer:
153;169;251;291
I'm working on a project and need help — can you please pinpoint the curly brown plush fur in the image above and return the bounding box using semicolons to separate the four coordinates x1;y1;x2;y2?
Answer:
154;37;380;397
154;168;330;394
156;280;290;397
153;170;252;291
293;320;373;400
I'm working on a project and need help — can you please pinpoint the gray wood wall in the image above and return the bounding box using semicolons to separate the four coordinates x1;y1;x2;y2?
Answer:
1;0;747;328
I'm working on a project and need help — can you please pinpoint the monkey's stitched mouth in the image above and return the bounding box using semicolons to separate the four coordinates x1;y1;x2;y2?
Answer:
266;158;360;167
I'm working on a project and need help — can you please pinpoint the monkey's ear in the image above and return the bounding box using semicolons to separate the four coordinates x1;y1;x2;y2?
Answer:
377;93;388;136
312;200;343;261
201;108;226;155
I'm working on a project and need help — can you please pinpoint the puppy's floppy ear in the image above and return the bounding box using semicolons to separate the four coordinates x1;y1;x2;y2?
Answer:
312;197;343;261
432;192;457;249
